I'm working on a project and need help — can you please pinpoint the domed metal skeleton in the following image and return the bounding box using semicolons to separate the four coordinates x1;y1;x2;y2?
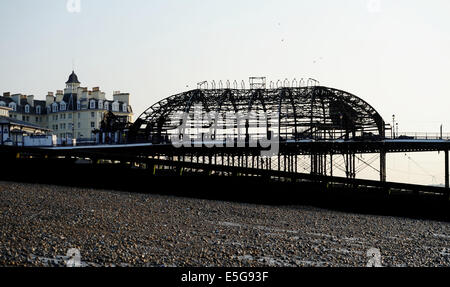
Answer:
129;86;385;144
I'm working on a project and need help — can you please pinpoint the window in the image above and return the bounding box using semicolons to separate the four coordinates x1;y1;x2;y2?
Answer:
122;103;127;112
52;103;58;113
78;113;80;119
0;101;6;107
77;101;81;110
78;122;81;128
60;102;66;111
68;113;72;119
36;105;41;114
25;105;30;113
98;100;103;109
8;102;16;111
112;101;119;112
91;112;95;118
104;102;109;111
91;122;95;128
90;100;96;109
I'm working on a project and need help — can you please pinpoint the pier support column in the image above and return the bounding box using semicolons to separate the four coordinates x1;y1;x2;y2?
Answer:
445;150;449;189
380;150;386;183
330;153;333;177
345;153;356;179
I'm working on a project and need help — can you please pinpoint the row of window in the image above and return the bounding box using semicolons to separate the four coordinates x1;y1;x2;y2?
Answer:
12;115;43;123
11;111;103;123
50;101;127;113
52;113;75;120
0;102;41;114
52;123;71;130
51;122;96;130
52;112;98;120
1;100;128;114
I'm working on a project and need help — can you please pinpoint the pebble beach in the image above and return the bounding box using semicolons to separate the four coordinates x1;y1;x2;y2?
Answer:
0;181;449;267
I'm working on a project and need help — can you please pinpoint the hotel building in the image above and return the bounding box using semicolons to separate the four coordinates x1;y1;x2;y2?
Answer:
0;71;133;143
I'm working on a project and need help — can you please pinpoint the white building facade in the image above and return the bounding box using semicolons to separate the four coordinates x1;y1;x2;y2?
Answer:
0;71;133;143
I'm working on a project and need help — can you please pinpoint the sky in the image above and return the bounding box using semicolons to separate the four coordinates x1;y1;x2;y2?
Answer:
0;0;450;185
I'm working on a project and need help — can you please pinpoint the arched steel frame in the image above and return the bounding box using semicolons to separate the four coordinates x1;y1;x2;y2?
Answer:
129;86;385;144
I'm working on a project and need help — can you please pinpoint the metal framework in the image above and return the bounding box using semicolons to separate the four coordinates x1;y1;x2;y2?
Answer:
129;86;386;144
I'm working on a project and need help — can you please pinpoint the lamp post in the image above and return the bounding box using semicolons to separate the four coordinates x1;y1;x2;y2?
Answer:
392;114;395;139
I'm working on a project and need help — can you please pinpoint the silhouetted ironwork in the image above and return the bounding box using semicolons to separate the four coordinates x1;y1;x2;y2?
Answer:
129;86;386;144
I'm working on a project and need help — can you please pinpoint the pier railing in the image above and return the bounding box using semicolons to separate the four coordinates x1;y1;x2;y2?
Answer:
388;132;450;140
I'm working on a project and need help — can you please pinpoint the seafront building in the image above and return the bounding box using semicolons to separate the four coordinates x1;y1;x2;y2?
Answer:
0;71;133;144
0;106;50;146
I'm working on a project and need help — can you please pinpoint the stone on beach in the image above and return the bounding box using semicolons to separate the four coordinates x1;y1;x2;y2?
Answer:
0;181;449;267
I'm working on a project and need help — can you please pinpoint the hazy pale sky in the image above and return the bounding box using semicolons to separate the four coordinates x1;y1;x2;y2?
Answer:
1;0;449;184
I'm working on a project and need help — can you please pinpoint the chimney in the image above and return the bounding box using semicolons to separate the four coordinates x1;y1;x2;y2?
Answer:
27;95;35;107
3;92;10;97
56;92;64;103
46;92;55;106
113;92;130;106
11;94;21;105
